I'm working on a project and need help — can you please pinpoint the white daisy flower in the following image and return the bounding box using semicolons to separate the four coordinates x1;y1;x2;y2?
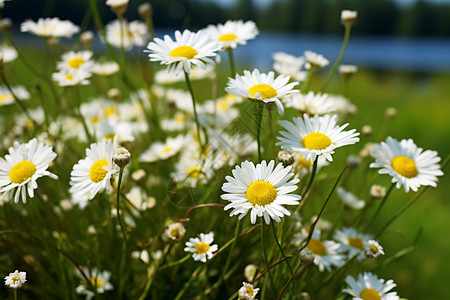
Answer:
304;50;329;69
302;230;346;272
334;227;373;260
0;139;58;204
92;61;120;76
76;267;114;300
0;86;30;106
364;240;384;259
104;19;150;50
272;52;307;82
370;137;443;192
221;160;301;224
284;91;336;115
20;17;80;39
336;187;365;210
106;0;128;8
57;50;94;72
339;64;358;77
370;184;386;198
277;114;360;162
164;222;186;241
225;69;299;115
69;136;120;200
238;282;259;300
52;69;91;87
343;272;399;300
0;45;18;63
139;135;185;163
145;29;220;75
184;232;218;263
204;20;259;50
4;270;26;289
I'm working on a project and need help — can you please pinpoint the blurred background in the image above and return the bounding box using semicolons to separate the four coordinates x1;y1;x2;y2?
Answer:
2;0;450;299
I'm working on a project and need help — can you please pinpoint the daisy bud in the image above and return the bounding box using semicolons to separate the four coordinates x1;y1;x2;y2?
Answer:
341;10;357;27
299;248;315;265
131;169;146;181
164;222;186;242
385;107;397;119
107;88;121;101
359;142;375;158
364;240;384;259
113;147;131;168
278;150;294;167
339;64;358;77
370;184;386;198
4;270;26;289
106;0;129;16
299;292;311;300
138;2;153;19
361;125;372;137
244;264;257;282
80;31;94;48
0;18;12;31
347;154;361;168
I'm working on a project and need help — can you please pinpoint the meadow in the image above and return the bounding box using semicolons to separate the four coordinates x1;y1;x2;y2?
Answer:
0;2;449;299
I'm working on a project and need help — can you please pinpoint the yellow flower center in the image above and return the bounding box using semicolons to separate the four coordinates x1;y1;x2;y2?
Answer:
195;242;210;254
104;133;116;141
301;132;331;150
369;245;379;253
297;156;312;169
90;278;104;289
186;166;202;178
11;274;21;282
90;115;102;125
104;106;117;117
247;84;277;100
89;159;109;183
9;161;37;184
391;156;418;178
0;94;7;103
246;180;277;206
169;46;198;59
161;146;173;154
360;288;381;300
68;57;85;69
218;33;238;42
170;227;179;237
347;237;364;250
245;285;254;296
307;238;327;256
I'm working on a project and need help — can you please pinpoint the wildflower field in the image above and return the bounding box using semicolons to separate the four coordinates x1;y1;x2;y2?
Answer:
0;0;449;299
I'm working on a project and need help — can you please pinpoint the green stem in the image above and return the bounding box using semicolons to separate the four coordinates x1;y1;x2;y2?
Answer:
118;14;126;66
364;183;395;231
227;47;236;77
174;266;203;300
222;220;242;279
116;167;127;297
256;102;264;161
184;70;204;150
271;221;293;275
322;25;352;91
261;219;269;265
13;289;17;300
160;253;191;270
300;67;315;92
302;159;318;198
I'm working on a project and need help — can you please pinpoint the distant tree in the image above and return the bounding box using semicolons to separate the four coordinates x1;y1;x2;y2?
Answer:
396;0;436;36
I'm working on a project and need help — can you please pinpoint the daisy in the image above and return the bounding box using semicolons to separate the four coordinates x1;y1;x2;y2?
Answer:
164;222;186;241
336;187;365;210
0;86;30;106
302;229;345;272
0;138;58;204
364;240;384;259
104;19;150;50
56;50;94;72
139;135;185;163
92;61;120;76
304;50;329;69
69;136;120;200
272;52;307;82
204;20;259;50
277;114;360;162
370;137;443;192
221;160;301;224
20;17;80;39
4;270;26;289
184;232;218;263
284;91;336;115
52;69;91;87
334;227;373;260
145;29;220;75
238;282;259;300
0;45;18;63
225;69;299;115
339;64;358;77
343;272;399;300
76;267;114;300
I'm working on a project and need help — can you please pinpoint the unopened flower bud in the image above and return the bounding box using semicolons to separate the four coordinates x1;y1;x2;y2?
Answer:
299;248;315;265
359;142;374;158
138;2;153;19
0;18;12;31
370;184;386;198
347;154;361;168
132;169;146;181
107;88;121;101
299;292;311;300
278;150;294;167
80;31;94;48
361;125;372;137
113;147;131;167
341;10;357;27
106;0;129;16
244;264;257;282
385;107;397;119
339;64;358;77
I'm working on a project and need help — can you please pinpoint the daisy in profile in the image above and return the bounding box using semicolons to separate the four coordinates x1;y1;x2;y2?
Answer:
92;61;120;76
221;160;301;224
333;227;373;260
370;137;443;192
52;69;91;87
145;29;220;75
184;232;218;263
238;282;259;300
4;270;26;289
336;187;365;210
0;138;58;204
104;19;150;50
343;272;399;300
284;91;336;115
204;20;259;50
277;114;360;162
304;50;329;69
20;17;80;39
69;136;120;201
302;229;345;272
139;135;185;163
76;267;114;299
225;69;299;115
0;86;30;106
0;45;18;63
272;52;307;82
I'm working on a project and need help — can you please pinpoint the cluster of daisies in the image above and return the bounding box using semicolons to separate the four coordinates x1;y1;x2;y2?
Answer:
0;1;445;299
